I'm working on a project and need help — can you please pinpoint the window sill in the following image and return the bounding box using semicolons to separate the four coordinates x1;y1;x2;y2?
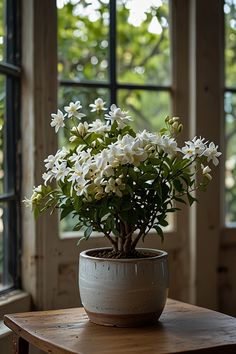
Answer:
0;290;31;320
0;290;31;342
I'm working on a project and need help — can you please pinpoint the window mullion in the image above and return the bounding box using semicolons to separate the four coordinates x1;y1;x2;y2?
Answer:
109;0;117;105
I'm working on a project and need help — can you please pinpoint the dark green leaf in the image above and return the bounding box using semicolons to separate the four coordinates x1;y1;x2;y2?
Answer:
84;225;93;238
153;225;164;242
60;206;74;220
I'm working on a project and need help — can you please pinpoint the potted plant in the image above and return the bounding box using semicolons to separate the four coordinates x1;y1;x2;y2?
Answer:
24;98;221;327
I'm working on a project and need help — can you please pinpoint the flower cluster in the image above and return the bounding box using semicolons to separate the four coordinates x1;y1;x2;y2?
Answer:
24;98;221;255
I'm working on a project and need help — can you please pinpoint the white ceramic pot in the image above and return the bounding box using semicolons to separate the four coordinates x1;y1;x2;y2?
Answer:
79;247;169;327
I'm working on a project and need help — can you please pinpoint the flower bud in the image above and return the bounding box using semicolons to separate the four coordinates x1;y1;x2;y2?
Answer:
202;166;211;175
172;117;180;122
172;122;179;130
165;116;170;123
205;173;212;181
77;122;88;137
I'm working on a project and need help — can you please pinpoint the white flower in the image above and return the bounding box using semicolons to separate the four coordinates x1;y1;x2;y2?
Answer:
69;148;92;165
44;148;68;170
42;171;54;185
201;164;212;180
89;98;107;113
204;142;222;166
105;104;133;129
23;185;43;208
102;165;114;178
50;110;66;133
192;136;207;155
94;149;109;170
182;142;196;159
88;119;111;134
33;185;42;193
182;136;207;159
22;197;33;208
68;163;88;185
74;177;88;196
159;135;178;155
103;177;125;197
52;161;70;182
136;130;160;147
44;154;57;170
64;101;86;120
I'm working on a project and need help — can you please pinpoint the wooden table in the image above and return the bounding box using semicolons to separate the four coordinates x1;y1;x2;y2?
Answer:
4;299;236;354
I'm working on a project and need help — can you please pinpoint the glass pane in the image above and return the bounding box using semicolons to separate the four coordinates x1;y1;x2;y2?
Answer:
0;0;5;62
58;86;109;233
0;75;5;195
57;0;109;82
224;0;236;87
117;0;170;85
0;203;13;291
58;85;109;147
118;89;171;131
225;92;236;224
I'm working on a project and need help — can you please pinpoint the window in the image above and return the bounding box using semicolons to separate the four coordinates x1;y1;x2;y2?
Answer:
57;0;172;233
0;0;21;293
224;0;236;225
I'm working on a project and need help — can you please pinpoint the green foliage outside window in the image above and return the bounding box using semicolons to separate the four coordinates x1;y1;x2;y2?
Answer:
224;0;236;224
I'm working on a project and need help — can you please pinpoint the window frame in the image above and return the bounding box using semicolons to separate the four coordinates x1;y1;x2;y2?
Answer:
0;0;21;294
59;0;172;110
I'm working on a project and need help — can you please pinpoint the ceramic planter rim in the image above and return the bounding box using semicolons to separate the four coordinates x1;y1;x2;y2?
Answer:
80;247;168;262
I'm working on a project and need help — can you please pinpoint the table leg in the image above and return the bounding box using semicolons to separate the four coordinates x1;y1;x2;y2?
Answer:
13;334;29;354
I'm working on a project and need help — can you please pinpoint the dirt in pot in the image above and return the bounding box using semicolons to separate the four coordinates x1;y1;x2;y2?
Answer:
88;249;158;259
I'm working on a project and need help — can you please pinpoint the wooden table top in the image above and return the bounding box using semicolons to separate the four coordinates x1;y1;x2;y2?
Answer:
4;299;236;354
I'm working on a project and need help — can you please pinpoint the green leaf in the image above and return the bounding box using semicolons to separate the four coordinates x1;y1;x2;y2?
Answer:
158;219;169;227
153;225;164;242
77;236;86;247
60;206;74;220
84;225;93;238
73;221;84;231
112;228;119;237
187;193;197;206
174;196;186;204
173;179;183;192
128;167;138;182
85;132;100;145
34;207;40;219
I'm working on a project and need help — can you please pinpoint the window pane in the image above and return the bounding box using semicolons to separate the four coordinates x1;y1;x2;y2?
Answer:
0;202;13;291
58;86;109;234
0;0;4;62
224;0;236;87
0;75;6;194
57;0;109;82
117;0;170;85
118;89;171;131
225;92;236;224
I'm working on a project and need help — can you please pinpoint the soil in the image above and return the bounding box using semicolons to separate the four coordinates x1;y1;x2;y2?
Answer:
88;249;157;259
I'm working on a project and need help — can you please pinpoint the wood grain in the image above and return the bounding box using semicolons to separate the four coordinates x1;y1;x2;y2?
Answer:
4;299;236;354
